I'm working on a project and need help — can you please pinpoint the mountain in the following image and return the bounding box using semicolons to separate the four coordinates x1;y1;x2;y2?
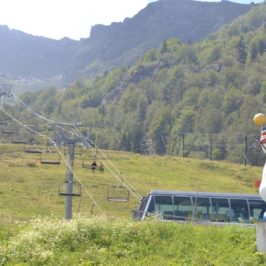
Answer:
0;25;79;93
0;25;78;78
0;0;253;92
17;3;266;165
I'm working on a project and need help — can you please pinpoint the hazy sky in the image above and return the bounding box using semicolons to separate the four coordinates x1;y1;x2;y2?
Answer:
0;0;259;40
0;0;157;40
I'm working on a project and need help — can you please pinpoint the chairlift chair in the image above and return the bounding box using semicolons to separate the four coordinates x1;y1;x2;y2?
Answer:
40;152;61;165
12;135;28;144
58;181;82;197
81;157;91;169
107;185;130;202
12;140;28;144
43;139;57;153
1;130;16;135
81;158;104;172
24;140;42;153
24;144;42;154
25;148;42;154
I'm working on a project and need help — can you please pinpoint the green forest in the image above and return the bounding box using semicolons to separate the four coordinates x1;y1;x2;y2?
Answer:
15;4;266;166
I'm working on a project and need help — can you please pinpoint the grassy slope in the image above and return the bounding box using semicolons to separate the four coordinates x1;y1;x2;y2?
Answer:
0;144;265;265
0;144;262;220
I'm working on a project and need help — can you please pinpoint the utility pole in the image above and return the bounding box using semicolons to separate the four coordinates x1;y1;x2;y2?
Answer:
209;134;212;161
181;133;185;157
244;134;248;166
65;139;75;220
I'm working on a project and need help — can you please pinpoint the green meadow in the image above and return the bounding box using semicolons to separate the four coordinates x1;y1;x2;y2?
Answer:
0;143;262;220
0;143;265;265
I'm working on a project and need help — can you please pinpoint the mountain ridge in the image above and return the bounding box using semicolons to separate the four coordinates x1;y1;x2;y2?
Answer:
0;0;254;92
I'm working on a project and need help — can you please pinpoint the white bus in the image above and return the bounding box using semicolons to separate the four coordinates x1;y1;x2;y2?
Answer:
132;190;266;223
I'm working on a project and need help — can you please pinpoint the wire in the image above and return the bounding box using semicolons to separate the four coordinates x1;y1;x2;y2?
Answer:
0;105;105;216
96;149;142;200
13;95;143;201
14;95;75;126
52;143;105;215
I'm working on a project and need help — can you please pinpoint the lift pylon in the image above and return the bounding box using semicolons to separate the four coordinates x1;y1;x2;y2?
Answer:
59;139;81;220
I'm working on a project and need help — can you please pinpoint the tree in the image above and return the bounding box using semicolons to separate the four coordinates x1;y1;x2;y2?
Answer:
235;36;247;64
149;109;172;154
120;133;131;151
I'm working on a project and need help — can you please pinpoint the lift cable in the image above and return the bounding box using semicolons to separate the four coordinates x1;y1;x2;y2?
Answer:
14;95;75;126
0;105;105;216
18;94;258;173
13;96;142;201
67;130;142;200
86;144;142;200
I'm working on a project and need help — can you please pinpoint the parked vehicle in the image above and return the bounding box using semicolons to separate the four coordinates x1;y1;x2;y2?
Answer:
132;190;266;224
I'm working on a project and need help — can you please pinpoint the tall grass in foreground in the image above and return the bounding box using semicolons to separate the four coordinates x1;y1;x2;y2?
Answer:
0;216;266;265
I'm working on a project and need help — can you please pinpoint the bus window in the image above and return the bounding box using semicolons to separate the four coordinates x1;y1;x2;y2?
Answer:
154;195;174;220
210;198;231;222
192;197;211;221
229;199;249;223
133;196;155;220
173;196;193;220
147;196;155;212
133;196;148;220
248;200;266;220
139;197;148;212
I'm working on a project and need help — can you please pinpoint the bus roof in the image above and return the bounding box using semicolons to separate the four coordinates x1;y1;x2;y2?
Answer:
150;190;263;200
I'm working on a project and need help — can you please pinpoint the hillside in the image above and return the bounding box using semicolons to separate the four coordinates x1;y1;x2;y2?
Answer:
0;144;261;221
18;3;266;165
0;26;78;78
69;0;253;81
0;0;253;91
0;25;78;93
0;144;263;264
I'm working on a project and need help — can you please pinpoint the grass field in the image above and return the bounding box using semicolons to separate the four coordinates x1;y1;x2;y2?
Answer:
0;216;266;265
0;144;265;265
0;143;262;221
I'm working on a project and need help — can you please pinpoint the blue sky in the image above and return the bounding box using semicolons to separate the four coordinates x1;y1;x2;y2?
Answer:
0;0;261;40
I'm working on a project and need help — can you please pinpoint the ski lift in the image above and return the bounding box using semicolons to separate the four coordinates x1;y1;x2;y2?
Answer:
12;140;28;144
107;185;130;202
25;148;42;154
59;181;82;197
43;139;57;153
24;139;42;153
77;197;96;215
1;129;16;135
1;123;17;135
12;134;28;144
39;138;61;164
40;152;61;165
64;144;83;156
24;144;42;154
81;158;104;172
